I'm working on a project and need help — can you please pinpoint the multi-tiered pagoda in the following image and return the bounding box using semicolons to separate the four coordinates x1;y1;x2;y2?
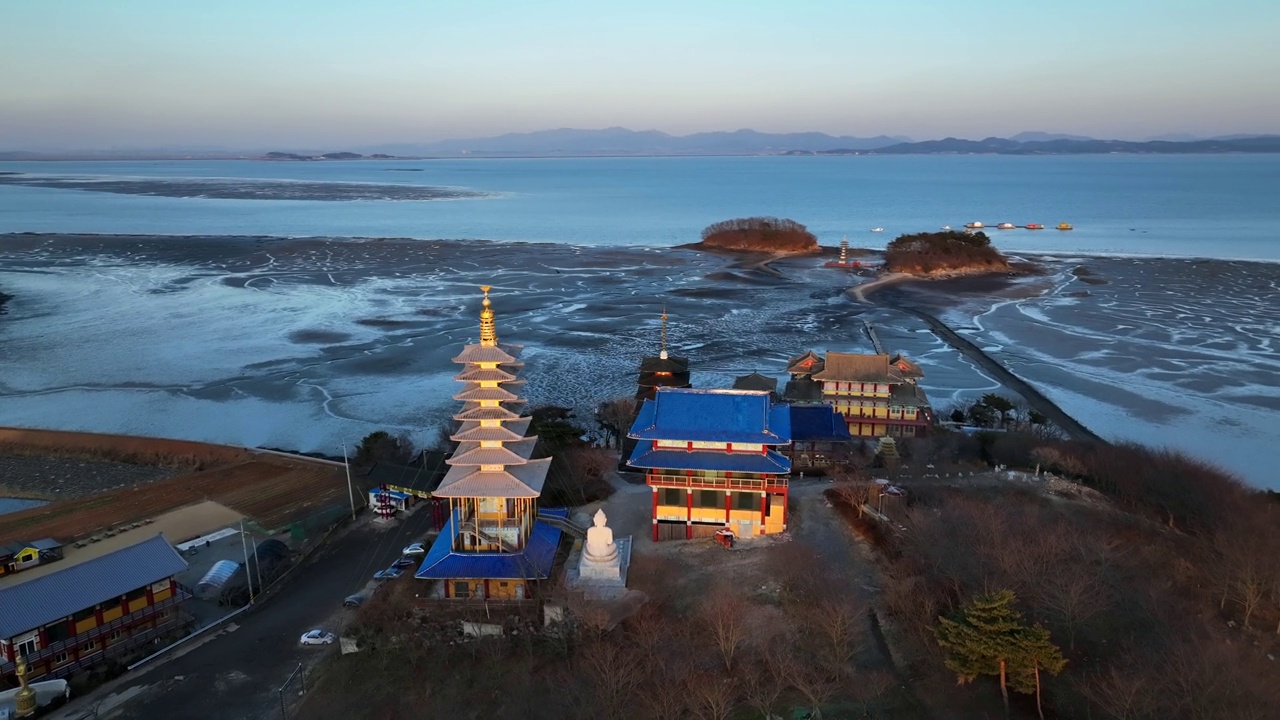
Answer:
635;309;691;402
415;287;566;601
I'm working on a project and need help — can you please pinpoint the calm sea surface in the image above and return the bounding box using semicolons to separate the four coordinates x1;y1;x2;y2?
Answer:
2;155;1279;260
0;497;46;515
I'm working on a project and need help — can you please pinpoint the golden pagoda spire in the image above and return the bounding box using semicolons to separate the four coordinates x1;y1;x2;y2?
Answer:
659;305;669;360
479;285;498;347
14;654;37;717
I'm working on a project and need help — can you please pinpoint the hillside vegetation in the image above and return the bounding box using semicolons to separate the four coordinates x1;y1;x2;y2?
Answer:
830;429;1280;718
884;230;1010;275
695;216;819;253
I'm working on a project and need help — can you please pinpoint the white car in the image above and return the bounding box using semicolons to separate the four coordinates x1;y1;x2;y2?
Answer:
402;542;426;556
299;629;335;645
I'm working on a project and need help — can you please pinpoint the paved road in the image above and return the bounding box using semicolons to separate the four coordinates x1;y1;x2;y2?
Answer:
53;508;438;720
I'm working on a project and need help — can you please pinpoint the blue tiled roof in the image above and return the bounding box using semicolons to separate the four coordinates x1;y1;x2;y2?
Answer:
627;445;791;474
628;389;791;444
414;508;565;581
0;534;188;640
789;405;854;442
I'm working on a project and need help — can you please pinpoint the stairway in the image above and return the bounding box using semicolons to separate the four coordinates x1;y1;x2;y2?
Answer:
537;511;588;538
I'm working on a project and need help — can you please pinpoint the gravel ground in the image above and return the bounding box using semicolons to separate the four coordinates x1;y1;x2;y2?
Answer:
0;454;181;499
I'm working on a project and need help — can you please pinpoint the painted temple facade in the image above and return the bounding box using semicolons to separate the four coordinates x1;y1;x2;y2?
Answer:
0;535;191;684
415;287;564;601
811;352;932;438
626;388;791;541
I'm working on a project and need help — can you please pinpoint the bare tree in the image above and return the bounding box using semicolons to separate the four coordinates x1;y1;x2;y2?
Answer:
577;639;646;720
741;645;792;720
800;598;869;678
690;673;739;720
1037;560;1113;650
1076;656;1162;720
782;650;840;719
699;588;748;673
596;397;637;450
832;479;873;518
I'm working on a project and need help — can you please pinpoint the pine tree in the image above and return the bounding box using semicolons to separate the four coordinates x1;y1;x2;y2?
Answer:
934;590;1066;718
1009;624;1068;720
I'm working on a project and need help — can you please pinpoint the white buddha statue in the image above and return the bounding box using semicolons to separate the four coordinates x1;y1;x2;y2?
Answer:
582;509;619;564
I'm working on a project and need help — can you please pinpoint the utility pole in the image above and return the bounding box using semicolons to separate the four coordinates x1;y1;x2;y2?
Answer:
341;439;356;520
250;525;263;595
240;520;254;604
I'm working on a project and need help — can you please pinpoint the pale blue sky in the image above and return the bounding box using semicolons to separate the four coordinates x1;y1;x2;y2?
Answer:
1;0;1277;149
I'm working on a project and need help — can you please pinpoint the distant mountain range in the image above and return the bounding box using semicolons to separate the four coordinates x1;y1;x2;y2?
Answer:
3;129;1278;160
354;127;912;157
835;135;1280;155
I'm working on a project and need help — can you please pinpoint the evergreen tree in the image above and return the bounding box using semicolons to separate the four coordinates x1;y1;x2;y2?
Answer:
934;590;1026;714
934;590;1067;717
1009;624;1068;720
980;393;1017;428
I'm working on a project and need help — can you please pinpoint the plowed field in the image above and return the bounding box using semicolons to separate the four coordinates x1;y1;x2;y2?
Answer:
0;456;351;545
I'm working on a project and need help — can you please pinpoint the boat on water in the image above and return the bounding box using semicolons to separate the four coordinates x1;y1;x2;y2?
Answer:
1057;223;1074;231
996;223;1016;230
1025;223;1045;230
964;222;984;229
870;227;884;233
941;225;952;231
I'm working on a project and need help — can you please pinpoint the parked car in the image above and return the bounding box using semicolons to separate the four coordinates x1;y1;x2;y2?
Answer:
391;557;416;569
373;567;404;581
343;593;367;608
299;629;335;645
402;542;426;556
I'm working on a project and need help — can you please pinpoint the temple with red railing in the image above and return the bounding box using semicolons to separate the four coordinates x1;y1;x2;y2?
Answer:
626;388;791;542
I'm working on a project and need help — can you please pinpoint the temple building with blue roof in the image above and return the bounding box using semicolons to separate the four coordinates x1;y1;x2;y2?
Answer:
627;388;792;541
786;404;854;470
414;287;561;601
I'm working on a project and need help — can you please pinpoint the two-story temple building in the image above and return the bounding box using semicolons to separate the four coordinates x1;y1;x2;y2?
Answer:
414;287;566;601
626;388;791;541
811;352;932;438
0;534;191;685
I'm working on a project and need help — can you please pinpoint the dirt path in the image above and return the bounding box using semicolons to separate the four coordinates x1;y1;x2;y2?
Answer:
788;483;934;718
848;272;913;302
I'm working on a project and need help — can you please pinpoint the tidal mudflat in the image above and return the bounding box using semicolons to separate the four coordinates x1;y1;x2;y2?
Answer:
0;172;486;201
1;233;1276;489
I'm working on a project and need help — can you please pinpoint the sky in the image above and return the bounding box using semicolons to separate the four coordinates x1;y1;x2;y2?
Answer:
1;0;1278;150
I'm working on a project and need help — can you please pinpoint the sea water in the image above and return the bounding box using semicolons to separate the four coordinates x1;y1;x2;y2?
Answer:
2;154;1279;261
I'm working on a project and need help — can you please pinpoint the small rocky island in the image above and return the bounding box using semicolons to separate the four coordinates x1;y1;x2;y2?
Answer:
683;216;821;254
883;230;1011;275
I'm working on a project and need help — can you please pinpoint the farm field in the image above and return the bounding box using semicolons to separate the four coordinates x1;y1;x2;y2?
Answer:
0;443;354;546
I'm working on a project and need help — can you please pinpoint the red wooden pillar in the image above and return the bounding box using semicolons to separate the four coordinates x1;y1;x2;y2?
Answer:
686;489;693;540
725;491;732;526
781;488;789;531
760;492;768;533
651;487;659;541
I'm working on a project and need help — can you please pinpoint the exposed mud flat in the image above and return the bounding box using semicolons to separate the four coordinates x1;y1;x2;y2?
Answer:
1;234;1277;489
0;173;486;201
